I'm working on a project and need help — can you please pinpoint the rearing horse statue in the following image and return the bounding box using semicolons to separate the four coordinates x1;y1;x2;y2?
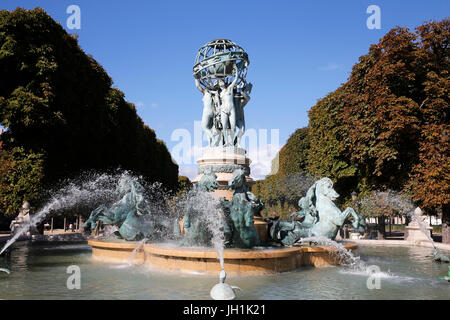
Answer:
270;177;367;246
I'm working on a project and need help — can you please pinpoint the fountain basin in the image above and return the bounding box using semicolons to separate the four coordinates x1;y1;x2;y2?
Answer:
88;239;358;275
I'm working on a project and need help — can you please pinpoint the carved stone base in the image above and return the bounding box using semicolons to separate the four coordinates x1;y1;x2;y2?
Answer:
192;146;255;200
192;146;267;241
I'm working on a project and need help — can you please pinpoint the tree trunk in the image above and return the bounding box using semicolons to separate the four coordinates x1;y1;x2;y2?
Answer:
389;217;392;236
442;204;450;244
377;215;386;240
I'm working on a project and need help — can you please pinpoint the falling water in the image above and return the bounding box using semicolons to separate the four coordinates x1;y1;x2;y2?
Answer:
128;238;147;266
408;208;436;248
0;268;10;274
192;189;225;269
0;167;228;273
176;188;226;269
0;172;129;255
298;236;365;268
102;225;118;238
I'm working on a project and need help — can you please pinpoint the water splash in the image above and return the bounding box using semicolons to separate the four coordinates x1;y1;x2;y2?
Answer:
0;268;10;274
0;172;130;255
190;188;225;269
408;208;435;247
174;188;225;269
338;268;418;282
128;238;147;266
298;236;364;268
0;168;228;273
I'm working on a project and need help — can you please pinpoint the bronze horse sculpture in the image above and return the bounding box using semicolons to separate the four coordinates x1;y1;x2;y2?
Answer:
270;177;367;246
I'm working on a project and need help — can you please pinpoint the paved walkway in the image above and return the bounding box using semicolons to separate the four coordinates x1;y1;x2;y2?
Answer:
0;233;11;243
0;231;87;243
347;238;450;251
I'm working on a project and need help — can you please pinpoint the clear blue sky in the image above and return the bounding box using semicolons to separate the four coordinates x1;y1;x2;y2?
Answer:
1;0;448;179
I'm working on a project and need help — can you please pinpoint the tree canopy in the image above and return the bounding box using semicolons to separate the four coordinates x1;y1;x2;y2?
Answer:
255;19;449;241
252;127;314;218
0;8;178;215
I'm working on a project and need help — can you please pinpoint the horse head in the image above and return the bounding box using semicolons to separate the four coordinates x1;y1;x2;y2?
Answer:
315;177;339;202
116;175;133;194
198;168;219;192
229;169;246;191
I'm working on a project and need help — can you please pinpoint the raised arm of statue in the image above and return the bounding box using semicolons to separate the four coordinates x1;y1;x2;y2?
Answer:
230;68;239;90
195;79;205;94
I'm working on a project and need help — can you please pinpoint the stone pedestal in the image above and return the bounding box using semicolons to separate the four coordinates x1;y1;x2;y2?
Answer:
405;207;433;245
9;201;36;237
192;146;268;241
404;224;433;244
192;146;254;198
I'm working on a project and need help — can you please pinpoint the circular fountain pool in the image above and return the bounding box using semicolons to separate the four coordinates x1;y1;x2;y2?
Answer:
1;241;449;299
88;239;359;275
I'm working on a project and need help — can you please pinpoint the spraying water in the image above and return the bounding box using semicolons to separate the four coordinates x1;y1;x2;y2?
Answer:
408;207;435;247
175;188;226;269
0;172;130;255
0;268;10;274
298;236;364;268
0;167;229;276
128;238;147;266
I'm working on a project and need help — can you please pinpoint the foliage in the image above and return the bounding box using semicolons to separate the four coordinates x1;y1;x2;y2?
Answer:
0;147;44;215
342;27;421;192
277;127;310;177
0;8;178;214
408;19;449;211
356;190;415;218
307;86;359;198
256;19;449;237
176;176;193;195
252;127;315;217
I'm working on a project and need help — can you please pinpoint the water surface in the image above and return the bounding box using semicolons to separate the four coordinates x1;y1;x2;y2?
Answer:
0;242;449;299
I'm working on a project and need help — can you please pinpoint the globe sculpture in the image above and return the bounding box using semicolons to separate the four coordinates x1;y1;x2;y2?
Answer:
193;39;252;147
193;39;249;91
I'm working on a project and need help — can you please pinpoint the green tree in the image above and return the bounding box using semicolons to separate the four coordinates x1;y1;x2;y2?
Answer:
308;86;359;200
252;127;314;217
277;127;310;177
357;190;414;239
176;176;193;196
409;20;450;242
0;8;178;215
0;147;44;215
342;27;421;192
